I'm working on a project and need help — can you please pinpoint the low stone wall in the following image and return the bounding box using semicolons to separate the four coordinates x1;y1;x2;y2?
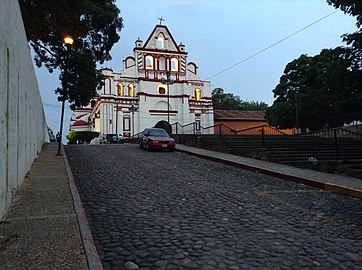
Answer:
0;0;49;219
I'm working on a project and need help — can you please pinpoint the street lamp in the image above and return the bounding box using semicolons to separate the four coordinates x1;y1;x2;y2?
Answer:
161;71;174;124
64;36;74;45
57;36;74;155
130;104;136;139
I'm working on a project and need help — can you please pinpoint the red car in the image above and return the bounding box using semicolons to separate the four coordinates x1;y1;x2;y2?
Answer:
139;128;176;151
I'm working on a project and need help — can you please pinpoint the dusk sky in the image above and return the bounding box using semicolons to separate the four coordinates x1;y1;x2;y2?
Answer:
36;0;358;136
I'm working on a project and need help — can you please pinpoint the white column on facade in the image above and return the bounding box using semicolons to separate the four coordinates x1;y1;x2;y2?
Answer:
115;106;119;135
111;103;115;134
101;103;107;135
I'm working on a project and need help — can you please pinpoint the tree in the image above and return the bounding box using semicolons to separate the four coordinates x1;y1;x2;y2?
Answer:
327;1;362;27
212;88;243;110
240;101;268;111
266;47;362;130
212;88;268;110
19;0;123;108
327;1;362;68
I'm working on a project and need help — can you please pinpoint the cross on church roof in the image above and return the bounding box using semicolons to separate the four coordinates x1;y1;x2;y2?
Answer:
158;17;165;25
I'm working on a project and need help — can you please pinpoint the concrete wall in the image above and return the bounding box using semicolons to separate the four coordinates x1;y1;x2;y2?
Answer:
0;0;49;220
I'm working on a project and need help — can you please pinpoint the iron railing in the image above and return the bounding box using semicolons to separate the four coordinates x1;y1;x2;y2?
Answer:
172;123;362;161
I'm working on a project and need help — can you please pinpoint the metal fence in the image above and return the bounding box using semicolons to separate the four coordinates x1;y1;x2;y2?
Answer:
172;123;362;161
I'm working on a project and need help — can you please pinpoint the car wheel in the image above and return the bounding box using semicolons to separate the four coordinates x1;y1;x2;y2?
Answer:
139;142;143;149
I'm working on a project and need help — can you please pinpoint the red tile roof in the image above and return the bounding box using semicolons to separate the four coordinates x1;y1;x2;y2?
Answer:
214;110;265;121
71;120;88;127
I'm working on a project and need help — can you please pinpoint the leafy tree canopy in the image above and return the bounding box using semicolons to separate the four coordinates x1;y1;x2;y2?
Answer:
327;0;362;27
267;1;362;131
327;0;362;68
212;88;268;111
19;0;123;108
266;47;362;130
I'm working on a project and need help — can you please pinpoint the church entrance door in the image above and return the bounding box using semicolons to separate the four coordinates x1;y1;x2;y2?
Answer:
155;120;171;134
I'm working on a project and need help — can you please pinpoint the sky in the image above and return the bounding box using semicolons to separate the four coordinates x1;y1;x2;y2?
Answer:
35;0;358;137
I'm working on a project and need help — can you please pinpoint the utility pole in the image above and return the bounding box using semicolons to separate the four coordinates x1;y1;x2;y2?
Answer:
294;87;300;133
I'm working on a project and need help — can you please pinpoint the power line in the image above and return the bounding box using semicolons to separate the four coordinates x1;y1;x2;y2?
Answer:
204;10;339;81
44;10;339;117
43;102;65;108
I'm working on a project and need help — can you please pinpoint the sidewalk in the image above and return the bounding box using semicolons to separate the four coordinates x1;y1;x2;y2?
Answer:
0;143;98;270
176;144;362;198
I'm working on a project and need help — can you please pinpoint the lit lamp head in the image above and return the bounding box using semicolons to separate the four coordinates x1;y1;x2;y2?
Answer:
64;36;74;45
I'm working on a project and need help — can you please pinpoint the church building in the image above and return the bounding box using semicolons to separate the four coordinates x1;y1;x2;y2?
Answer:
70;23;214;137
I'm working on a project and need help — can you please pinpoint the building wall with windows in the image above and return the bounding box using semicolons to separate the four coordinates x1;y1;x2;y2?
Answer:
71;24;214;136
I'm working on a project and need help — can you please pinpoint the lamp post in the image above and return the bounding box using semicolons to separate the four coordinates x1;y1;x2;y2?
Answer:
166;71;171;124
57;36;74;155
293;87;300;133
161;71;174;124
131;104;135;139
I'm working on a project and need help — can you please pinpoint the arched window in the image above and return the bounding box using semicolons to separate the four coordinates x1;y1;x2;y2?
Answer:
104;78;112;94
195;88;201;101
145;55;153;70
128;84;134;97
171;57;178;71
158;84;167;95
117;83;124;96
157;36;164;49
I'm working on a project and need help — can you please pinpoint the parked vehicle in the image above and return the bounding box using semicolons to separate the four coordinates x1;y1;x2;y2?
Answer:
90;137;101;145
99;135;109;144
139;128;175;151
100;134;124;144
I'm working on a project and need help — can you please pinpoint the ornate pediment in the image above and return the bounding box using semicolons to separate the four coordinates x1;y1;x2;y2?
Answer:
142;25;180;52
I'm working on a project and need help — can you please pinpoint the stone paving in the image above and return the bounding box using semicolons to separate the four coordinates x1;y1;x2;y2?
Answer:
65;144;362;270
0;143;88;270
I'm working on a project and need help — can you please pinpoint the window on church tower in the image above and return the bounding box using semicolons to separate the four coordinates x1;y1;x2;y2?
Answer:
171;58;178;71
158;84;167;95
157;37;164;49
128;84;134;97
117;83;124;96
158;57;165;70
195;88;201;101
145;56;153;70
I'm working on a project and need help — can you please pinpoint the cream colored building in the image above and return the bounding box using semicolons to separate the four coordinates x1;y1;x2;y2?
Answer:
70;24;214;137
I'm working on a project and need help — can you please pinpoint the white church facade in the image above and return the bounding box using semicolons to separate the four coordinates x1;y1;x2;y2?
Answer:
70;24;214;137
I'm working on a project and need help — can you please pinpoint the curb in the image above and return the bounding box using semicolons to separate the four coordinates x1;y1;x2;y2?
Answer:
62;145;103;270
176;148;362;199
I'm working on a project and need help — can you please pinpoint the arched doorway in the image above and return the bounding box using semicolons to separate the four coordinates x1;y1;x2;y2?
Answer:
155;120;171;134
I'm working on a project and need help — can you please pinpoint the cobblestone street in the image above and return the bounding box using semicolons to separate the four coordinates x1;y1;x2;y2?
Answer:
65;144;362;270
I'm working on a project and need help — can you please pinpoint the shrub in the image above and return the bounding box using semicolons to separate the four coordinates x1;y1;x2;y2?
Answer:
66;131;100;144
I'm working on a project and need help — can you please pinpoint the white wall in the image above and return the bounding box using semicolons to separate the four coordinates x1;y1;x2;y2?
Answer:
0;0;49;220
